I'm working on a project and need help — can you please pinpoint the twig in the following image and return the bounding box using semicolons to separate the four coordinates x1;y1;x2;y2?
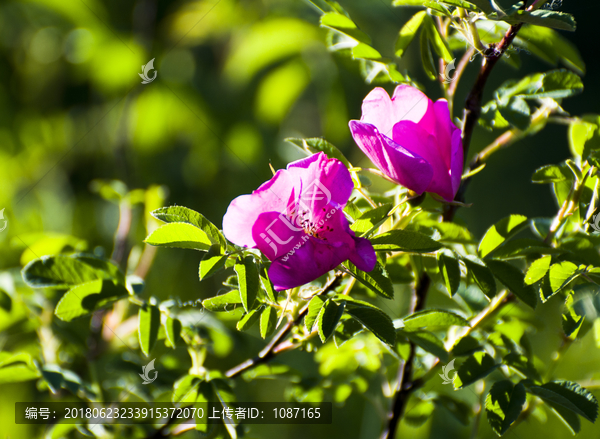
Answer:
225;273;344;378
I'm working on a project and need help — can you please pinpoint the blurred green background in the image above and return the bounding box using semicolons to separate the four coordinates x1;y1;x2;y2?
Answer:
1;0;599;438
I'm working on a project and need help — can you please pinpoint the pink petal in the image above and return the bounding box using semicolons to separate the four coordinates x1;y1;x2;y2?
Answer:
222;169;294;248
349;120;433;194
252;211;307;261
393;121;454;201
360;85;433;137
348;236;377;272
450;129;463;198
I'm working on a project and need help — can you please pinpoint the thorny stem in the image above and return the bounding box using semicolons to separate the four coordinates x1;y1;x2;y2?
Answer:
384;1;533;433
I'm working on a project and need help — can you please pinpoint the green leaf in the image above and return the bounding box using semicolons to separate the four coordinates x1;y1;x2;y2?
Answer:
199;252;228;281
562;292;584;338
479;214;528;258
305;295;327;332
452;335;484;357
439;0;478;11
504;353;542;382
403;309;470;329
285;137;351;167
0;289;11;312
485;259;538;308
320;12;371;44
438;253;461;296
392;0;428;5
371;230;442;253
508;10;576;32
525;255;552;285
151;206;227;249
343;261;394;299
54;279;129;322
260;267;277;303
454;352;499;389
235;256;259;312
259;306;277;339
498;97;531;131
423;15;453;63
419;25;437;80
488;239;560;260
202;290;242;312
395;11;427;58
548;261;581;299
416;220;475;244
316;299;344;343
528;381;598;423
236;308;261;331
22;254;124;289
165;316;182;349
145;222;213;251
569;120;597;161
399;328;448;361
532;164;573;184
172;375;201;403
139;304;160;356
342;299;396;345
463;256;497;298
350;204;392;235
485;381;527;435
497;69;583;102
0;352;41;384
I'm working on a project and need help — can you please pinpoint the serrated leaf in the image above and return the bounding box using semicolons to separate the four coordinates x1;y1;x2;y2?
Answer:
562;292;584;338
54;279;129;322
438;253;461;296
165;316;182;348
528;381;598;423
342;300;396;345
202;290;242;312
371;230;442;253
525;255;552;285
0;352;41;384
145;222;212;251
463;257;497;298
320;12;371;44
485;381;527;435
236;308;261;331
548;261;581;297
139;304;160;356
454;352;499;389
419;25;437;80
260;267;277;303
532;164;573;184
395;11;427;58
399;328;448;361
259;306;277;339
350;204;392;235
343;261;394;299
285;137;350;167
151;206;227;249
479;215;528;258
172;375;201;403
22;254;124;289
316;299;344;343
403;309;470;329
508;10;576;32
199;248;228;280
305;295;327;332
235;256;259;312
485;259;537;308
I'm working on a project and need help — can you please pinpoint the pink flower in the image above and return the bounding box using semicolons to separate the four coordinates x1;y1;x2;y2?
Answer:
349;85;463;202
222;152;376;291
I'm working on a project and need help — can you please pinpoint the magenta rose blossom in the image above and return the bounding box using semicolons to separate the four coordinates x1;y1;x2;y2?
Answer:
223;152;376;291
349;85;463;202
